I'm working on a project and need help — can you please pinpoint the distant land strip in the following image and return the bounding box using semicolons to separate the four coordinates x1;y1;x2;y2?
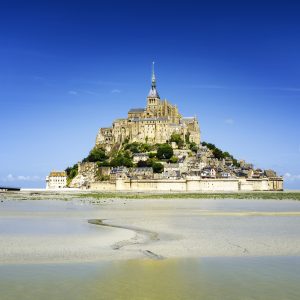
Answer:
78;191;300;200
1;191;300;201
194;211;300;217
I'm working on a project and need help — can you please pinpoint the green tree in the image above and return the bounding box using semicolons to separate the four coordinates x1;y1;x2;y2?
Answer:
202;141;240;166
83;147;107;162
140;143;152;152
124;142;153;153
185;132;190;143
152;162;164;173
170;132;184;148
129;143;140;153
189;142;198;153
110;154;133;167
223;151;230;158
213;148;224;159
157;144;173;160
207;143;216;150
65;164;78;186
145;158;156;167
97;160;110;167
65;164;78;178
232;159;240;167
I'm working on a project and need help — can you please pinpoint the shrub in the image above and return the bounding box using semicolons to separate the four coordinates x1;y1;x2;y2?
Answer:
124;142;153;153
157;144;173;160
223;151;230;158
65;164;78;178
99;175;110;181
140;143;152;152
169;156;179;163
170;133;184;148
110;154;133;167
185;132;190;143
213;148;224;160
97;161;110;167
65;164;78;186
83;147;107;162
149;152;156;158
145;158;156;167
202;141;239;166
189;142;198;153
152;162;164;173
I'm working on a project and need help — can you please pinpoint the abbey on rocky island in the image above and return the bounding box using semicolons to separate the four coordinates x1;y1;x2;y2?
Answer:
47;64;283;192
95;63;200;151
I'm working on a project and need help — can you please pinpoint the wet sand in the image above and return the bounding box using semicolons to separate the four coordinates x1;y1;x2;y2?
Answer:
1;197;300;264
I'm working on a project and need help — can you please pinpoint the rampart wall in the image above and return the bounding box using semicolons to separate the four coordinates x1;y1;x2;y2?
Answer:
89;177;283;192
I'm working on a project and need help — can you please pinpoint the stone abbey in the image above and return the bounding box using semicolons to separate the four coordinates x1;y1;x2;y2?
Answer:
95;63;201;151
47;64;283;192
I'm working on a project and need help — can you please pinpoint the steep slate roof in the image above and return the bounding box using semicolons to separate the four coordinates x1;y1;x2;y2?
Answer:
128;108;145;113
148;86;160;98
131;117;168;122
148;61;160;98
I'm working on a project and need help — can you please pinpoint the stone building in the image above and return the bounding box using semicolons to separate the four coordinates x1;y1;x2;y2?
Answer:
132;153;149;163
96;63;201;151
46;171;67;189
163;163;181;179
110;167;129;180
130;167;153;180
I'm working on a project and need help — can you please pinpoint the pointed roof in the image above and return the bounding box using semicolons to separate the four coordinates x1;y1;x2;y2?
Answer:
148;62;160;98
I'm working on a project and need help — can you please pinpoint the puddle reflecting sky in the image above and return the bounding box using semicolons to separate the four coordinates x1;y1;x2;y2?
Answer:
1;257;300;300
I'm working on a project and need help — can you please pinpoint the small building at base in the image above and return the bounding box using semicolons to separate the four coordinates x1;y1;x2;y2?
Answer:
46;171;67;189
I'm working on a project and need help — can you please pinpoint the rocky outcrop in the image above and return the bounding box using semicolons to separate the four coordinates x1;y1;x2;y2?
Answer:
69;162;97;188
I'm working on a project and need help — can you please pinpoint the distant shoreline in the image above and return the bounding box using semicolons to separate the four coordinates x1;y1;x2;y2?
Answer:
1;189;300;201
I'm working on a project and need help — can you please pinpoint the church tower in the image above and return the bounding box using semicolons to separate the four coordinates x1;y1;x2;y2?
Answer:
147;62;160;112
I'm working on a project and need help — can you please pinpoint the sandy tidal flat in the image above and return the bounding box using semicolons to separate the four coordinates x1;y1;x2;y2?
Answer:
1;197;300;264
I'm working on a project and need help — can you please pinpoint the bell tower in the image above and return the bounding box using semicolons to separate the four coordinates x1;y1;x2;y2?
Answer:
147;62;160;111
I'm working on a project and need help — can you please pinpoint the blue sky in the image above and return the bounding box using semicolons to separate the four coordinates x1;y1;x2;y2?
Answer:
0;0;300;189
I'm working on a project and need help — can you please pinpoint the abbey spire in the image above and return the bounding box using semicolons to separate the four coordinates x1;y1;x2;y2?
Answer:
148;61;160;99
151;61;156;87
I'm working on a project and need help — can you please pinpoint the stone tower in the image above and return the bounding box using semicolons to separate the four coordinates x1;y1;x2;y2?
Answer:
147;62;160;112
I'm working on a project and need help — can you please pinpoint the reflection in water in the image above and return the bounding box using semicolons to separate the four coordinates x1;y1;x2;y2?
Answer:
1;257;300;300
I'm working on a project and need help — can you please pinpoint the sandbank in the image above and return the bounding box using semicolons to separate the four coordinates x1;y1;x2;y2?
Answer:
0;197;300;264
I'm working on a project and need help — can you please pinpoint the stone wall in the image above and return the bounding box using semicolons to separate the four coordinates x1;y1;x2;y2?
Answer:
90;181;116;190
268;177;284;191
239;178;271;191
89;177;283;192
70;162;97;188
188;178;239;191
78;162;97;179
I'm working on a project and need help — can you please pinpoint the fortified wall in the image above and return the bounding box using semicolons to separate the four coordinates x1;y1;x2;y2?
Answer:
89;177;283;192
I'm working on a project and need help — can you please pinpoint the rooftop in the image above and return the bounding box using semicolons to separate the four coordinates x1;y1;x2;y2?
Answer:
128;108;145;113
49;171;66;177
131;117;168;122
